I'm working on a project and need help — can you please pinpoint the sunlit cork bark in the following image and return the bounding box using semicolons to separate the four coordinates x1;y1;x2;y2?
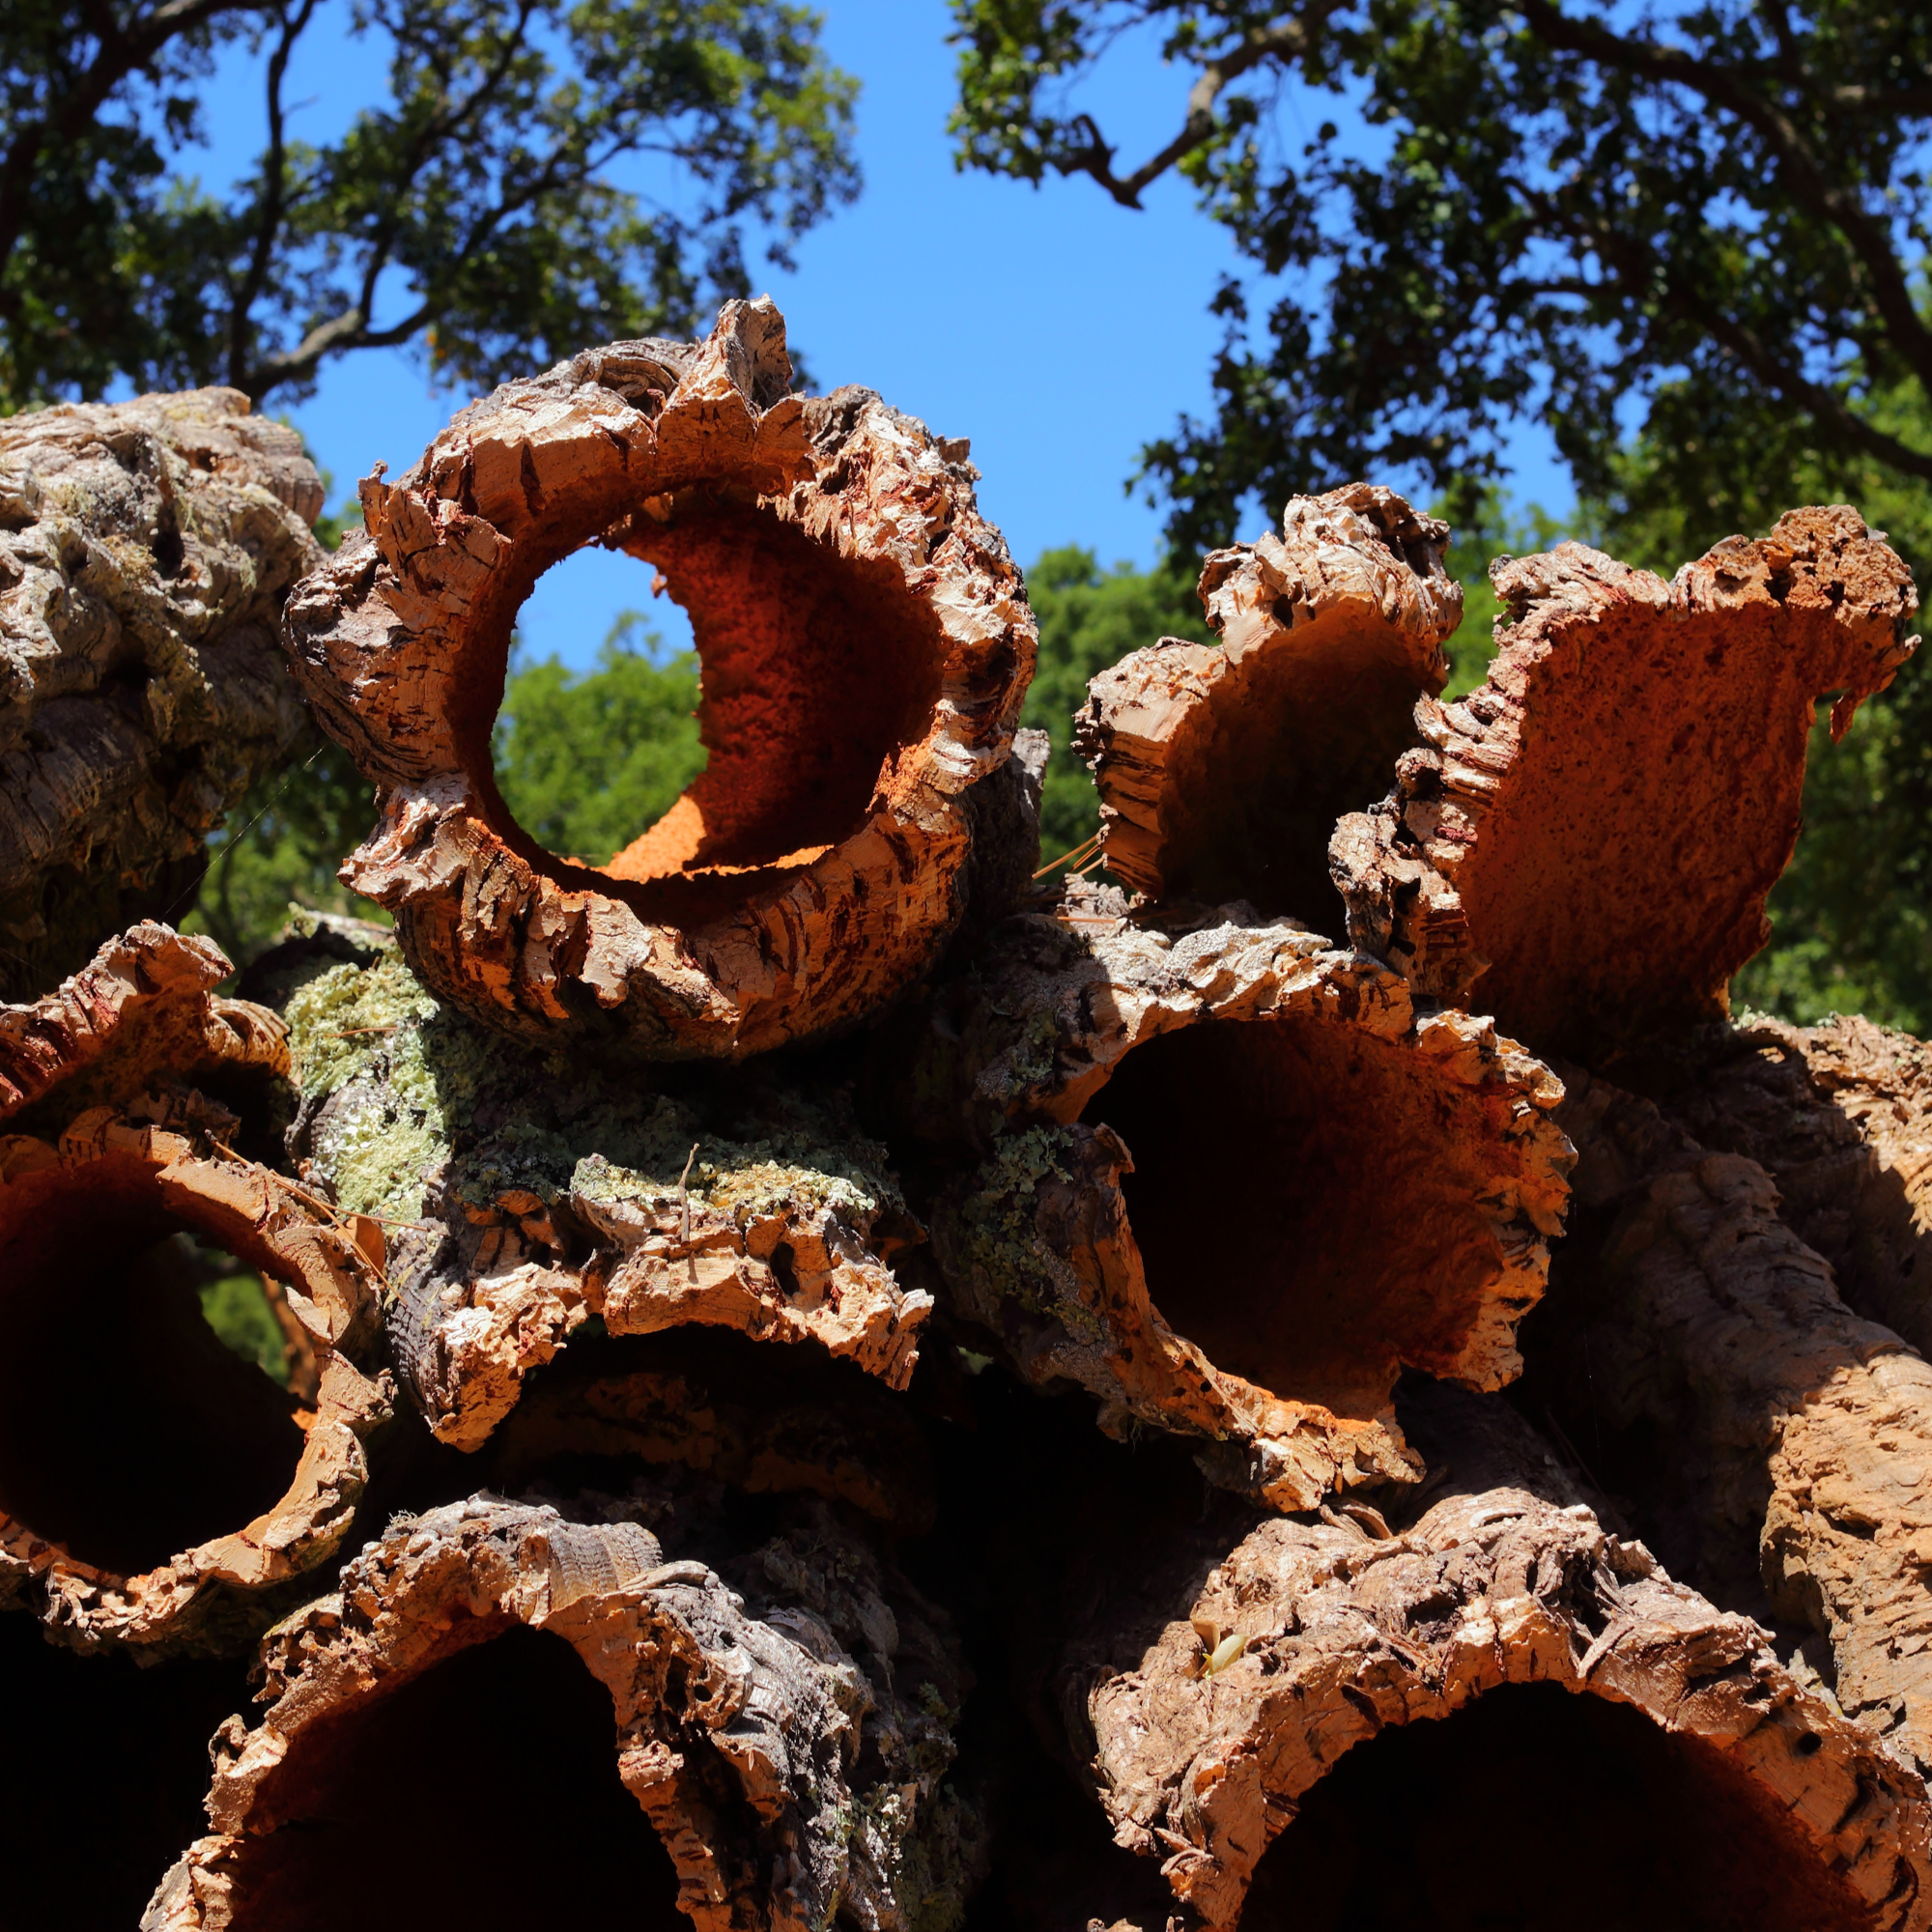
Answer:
143;1489;980;1932
914;886;1573;1511
0;391;323;999
1331;508;1918;1062
0;923;287;1131
1533;1067;1932;1779
277;945;929;1451
0;1092;389;1654
1066;1471;1932;1932
1075;484;1457;924
282;298;1037;1061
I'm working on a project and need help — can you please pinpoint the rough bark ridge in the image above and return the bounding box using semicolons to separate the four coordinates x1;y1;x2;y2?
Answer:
917;887;1573;1510
144;1489;977;1932
278;946;928;1450
0;390;323;999
0;1091;390;1653
282;297;1037;1061
0;922;287;1131
1330;507;1918;1061
1627;1013;1932;1360
1074;484;1457;924
1069;1483;1931;1932
1533;1068;1932;1778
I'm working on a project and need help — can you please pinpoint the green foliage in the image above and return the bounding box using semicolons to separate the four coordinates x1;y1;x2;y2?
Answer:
492;612;705;867
1;0;859;409
197;1267;292;1386
950;1;1932;561
1021;544;1200;867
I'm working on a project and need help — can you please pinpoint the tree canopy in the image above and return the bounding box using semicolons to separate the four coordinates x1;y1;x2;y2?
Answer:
949;1;1932;556
0;0;858;409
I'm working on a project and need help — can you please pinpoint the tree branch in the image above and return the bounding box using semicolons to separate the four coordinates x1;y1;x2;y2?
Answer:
1055;6;1341;210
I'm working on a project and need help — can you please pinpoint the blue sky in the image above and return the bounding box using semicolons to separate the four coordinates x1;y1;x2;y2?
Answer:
192;0;1573;670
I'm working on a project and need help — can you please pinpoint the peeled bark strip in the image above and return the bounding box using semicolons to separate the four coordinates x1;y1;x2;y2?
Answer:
919;890;1572;1510
0;390;323;999
144;1489;978;1932
283;297;1037;1061
1331;508;1918;1061
0;922;287;1130
282;948;929;1449
1531;1070;1932;1777
1075;484;1457;922
1629;1013;1932;1359
1069;1484;1931;1932
0;1092;390;1653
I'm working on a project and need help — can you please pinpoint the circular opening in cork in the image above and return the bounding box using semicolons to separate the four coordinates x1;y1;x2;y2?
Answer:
1081;1016;1514;1421
472;499;950;932
212;1625;685;1931
1241;1683;1876;1930
1154;620;1430;925
0;1157;307;1576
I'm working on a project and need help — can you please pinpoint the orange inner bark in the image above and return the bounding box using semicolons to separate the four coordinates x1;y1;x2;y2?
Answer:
1082;1017;1511;1421
1242;1683;1877;1931
216;1625;686;1930
0;1158;305;1576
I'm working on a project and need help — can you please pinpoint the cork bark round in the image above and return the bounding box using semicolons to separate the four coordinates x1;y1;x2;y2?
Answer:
919;892;1574;1510
1531;1068;1932;1781
282;297;1037;1061
0;922;288;1132
1069;1487;1932;1932
0;389;322;1000
0;1095;389;1653
1075;484;1456;923
280;946;930;1450
143;1492;976;1932
1330;507;1918;1061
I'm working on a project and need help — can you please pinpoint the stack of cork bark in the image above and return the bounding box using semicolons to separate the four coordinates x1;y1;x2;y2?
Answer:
5;297;1932;1932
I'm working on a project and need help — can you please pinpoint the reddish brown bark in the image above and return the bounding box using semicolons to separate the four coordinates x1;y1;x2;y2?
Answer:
282;298;1037;1061
1331;508;1917;1061
0;1093;389;1653
1076;484;1457;923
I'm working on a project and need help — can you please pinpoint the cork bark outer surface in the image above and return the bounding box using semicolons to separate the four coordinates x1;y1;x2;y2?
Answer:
1537;1069;1932;1778
1632;1014;1932;1360
0;922;287;1131
1330;507;1918;1062
143;1491;977;1932
0;1093;390;1654
1071;1487;1932;1932
279;948;929;1449
1075;484;1456;924
0;389;323;999
918;889;1573;1510
282;298;1037;1061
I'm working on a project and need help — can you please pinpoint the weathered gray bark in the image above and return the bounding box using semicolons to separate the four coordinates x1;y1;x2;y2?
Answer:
1075;483;1458;925
1528;1067;1932;1778
282;298;1037;1061
914;885;1573;1510
0;391;323;999
144;1488;979;1931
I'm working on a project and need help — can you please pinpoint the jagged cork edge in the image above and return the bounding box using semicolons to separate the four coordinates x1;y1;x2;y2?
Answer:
919;894;1573;1512
1543;1068;1932;1783
1070;1488;1932;1932
282;951;930;1450
143;1492;976;1932
1330;507;1918;1060
282;297;1037;1061
0;1094;389;1652
0;390;322;999
0;923;287;1128
1075;484;1457;918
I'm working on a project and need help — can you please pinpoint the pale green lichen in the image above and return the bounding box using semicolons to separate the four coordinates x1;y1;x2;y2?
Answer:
286;955;900;1228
